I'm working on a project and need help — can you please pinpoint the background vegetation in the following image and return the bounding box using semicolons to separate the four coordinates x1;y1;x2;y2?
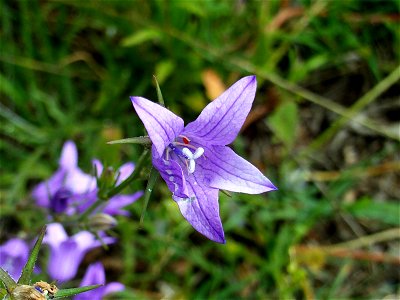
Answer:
1;0;399;299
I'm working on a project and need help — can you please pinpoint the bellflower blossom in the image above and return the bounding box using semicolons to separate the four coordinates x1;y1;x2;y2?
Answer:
32;141;142;216
43;223;115;282
131;76;277;243
74;262;124;300
0;238;29;281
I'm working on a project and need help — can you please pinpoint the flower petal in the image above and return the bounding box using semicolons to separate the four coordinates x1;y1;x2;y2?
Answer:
74;263;105;300
80;262;105;286
92;159;103;177
152;147;189;198
59;141;78;169
173;175;225;243
103;282;125;296
32;169;66;208
43;223;68;249
115;162;134;185
184;76;257;146
199;145;277;194
74;231;115;251
131;96;184;157
48;239;81;282
104;192;143;216
64;168;97;194
0;239;29;281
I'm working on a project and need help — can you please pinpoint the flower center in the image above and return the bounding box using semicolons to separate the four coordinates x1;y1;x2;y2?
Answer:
165;135;204;174
50;187;72;213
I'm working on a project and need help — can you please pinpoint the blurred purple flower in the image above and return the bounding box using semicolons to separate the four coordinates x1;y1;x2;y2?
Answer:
0;238;29;281
32;141;142;216
43;223;115;282
74;262;124;300
131;76;277;244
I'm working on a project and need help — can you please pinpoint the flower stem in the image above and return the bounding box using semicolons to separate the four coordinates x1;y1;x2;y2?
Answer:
140;167;159;226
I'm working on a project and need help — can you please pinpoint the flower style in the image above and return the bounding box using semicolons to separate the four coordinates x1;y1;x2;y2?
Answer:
74;262;124;300
43;223;115;282
32;141;142;216
0;238;29;281
131;76;277;243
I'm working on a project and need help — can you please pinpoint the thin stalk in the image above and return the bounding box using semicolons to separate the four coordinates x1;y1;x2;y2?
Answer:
139;167;159;226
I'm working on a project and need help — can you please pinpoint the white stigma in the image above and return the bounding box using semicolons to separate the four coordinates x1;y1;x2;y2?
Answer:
182;147;204;173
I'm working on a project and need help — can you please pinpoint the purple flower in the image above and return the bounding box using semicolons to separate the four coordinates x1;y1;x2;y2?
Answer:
74;262;124;300
43;223;115;282
32;141;142;216
0;238;29;281
131;76;277;243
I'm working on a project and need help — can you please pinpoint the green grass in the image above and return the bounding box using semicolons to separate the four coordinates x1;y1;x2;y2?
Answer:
1;0;399;299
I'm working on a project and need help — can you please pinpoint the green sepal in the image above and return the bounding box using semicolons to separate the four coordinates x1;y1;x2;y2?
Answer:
140;167;159;225
153;75;165;106
18;226;46;285
0;268;16;293
107;136;151;145
53;285;102;298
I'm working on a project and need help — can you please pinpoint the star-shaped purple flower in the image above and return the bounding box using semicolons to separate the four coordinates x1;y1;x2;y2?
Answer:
74;262;124;300
32;141;142;216
0;238;29;281
131;76;277;243
43;223;115;282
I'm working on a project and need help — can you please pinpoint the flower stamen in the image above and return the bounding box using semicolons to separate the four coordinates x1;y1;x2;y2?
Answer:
165;143;204;174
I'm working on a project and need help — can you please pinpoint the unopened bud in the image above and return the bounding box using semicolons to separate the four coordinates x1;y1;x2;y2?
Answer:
88;213;117;231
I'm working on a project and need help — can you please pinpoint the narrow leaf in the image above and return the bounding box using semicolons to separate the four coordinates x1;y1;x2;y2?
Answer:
18;226;46;285
140;167;159;225
53;285;102;298
107;136;151;145
0;268;16;292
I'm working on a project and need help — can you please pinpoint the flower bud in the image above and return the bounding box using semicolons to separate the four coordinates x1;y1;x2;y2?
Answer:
88;213;117;231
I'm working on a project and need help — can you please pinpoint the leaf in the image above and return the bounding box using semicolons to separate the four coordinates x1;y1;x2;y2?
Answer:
107;136;151;145
53;285;102;299
18;226;46;285
0;268;16;292
121;29;162;47
345;197;400;226
268;101;298;148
